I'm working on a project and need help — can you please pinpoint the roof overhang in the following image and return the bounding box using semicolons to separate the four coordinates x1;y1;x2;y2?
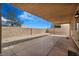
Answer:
12;3;78;24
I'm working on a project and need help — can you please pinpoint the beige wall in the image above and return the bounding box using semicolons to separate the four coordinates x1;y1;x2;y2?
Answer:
2;27;31;39
61;24;70;35
71;30;79;40
32;28;46;35
47;29;54;34
47;24;70;35
71;30;79;48
2;27;46;39
54;28;65;35
70;5;79;47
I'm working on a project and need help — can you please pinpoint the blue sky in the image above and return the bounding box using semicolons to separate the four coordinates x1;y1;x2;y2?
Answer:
1;3;54;29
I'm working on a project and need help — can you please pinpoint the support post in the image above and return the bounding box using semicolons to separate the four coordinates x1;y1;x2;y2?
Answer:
31;28;32;35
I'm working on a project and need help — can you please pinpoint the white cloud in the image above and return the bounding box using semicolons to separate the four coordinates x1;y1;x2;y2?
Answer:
1;16;7;21
1;16;12;22
19;12;28;19
19;12;35;20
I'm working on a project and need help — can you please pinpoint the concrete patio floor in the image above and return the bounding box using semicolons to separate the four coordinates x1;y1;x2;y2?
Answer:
2;33;49;47
1;35;79;56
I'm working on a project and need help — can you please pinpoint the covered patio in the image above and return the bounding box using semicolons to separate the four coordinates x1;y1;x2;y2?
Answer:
0;3;79;56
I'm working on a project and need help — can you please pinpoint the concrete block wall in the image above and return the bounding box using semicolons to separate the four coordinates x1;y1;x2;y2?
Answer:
47;28;64;35
54;28;65;35
45;24;70;35
2;27;31;39
47;29;54;34
2;27;46;39
32;28;46;35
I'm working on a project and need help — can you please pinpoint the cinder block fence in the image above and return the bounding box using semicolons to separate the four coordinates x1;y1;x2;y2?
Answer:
2;27;46;39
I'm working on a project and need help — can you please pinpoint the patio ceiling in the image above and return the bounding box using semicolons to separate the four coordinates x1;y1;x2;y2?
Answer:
12;3;78;24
